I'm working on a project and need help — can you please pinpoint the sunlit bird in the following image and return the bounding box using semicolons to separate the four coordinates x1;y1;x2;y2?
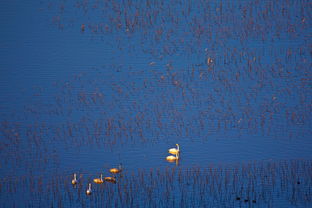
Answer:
166;152;179;162
109;164;123;174
104;176;117;184
86;183;92;195
168;144;180;155
93;174;104;184
72;173;78;185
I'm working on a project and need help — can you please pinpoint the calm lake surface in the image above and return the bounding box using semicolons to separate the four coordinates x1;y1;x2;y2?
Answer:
0;0;311;207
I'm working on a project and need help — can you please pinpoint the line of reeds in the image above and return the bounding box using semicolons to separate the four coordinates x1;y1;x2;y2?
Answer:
0;159;311;207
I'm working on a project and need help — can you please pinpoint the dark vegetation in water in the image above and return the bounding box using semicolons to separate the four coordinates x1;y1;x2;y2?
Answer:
0;0;311;207
0;0;310;176
2;0;310;155
0;160;311;207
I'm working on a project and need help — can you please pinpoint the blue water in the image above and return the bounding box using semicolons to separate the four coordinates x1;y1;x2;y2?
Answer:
0;0;311;207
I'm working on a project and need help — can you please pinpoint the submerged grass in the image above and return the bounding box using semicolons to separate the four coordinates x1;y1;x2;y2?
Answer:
0;159;311;207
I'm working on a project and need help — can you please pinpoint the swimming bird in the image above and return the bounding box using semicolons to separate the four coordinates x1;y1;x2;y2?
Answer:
104;176;117;184
168;144;180;155
109;164;123;174
86;183;92;195
166;152;179;161
93;174;104;184
72;173;78;185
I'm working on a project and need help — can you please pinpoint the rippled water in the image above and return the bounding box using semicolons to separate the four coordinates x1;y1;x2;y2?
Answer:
0;0;311;207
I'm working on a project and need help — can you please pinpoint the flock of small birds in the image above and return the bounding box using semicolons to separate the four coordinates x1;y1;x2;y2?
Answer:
71;164;122;195
72;144;181;195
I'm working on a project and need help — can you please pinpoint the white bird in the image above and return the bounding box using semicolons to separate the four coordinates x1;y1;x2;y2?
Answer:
104;176;117;184
86;183;92;195
71;173;78;185
168;144;180;155
110;164;123;174
93;174;104;184
166;152;179;162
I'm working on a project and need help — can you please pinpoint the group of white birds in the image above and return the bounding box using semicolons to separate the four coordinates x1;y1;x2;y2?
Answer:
72;144;181;196
166;144;180;162
71;164;123;195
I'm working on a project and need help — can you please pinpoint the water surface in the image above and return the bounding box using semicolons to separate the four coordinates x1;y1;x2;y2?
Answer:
0;0;311;207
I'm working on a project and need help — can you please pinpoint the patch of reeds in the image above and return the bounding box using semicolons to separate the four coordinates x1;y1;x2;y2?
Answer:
0;160;311;207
